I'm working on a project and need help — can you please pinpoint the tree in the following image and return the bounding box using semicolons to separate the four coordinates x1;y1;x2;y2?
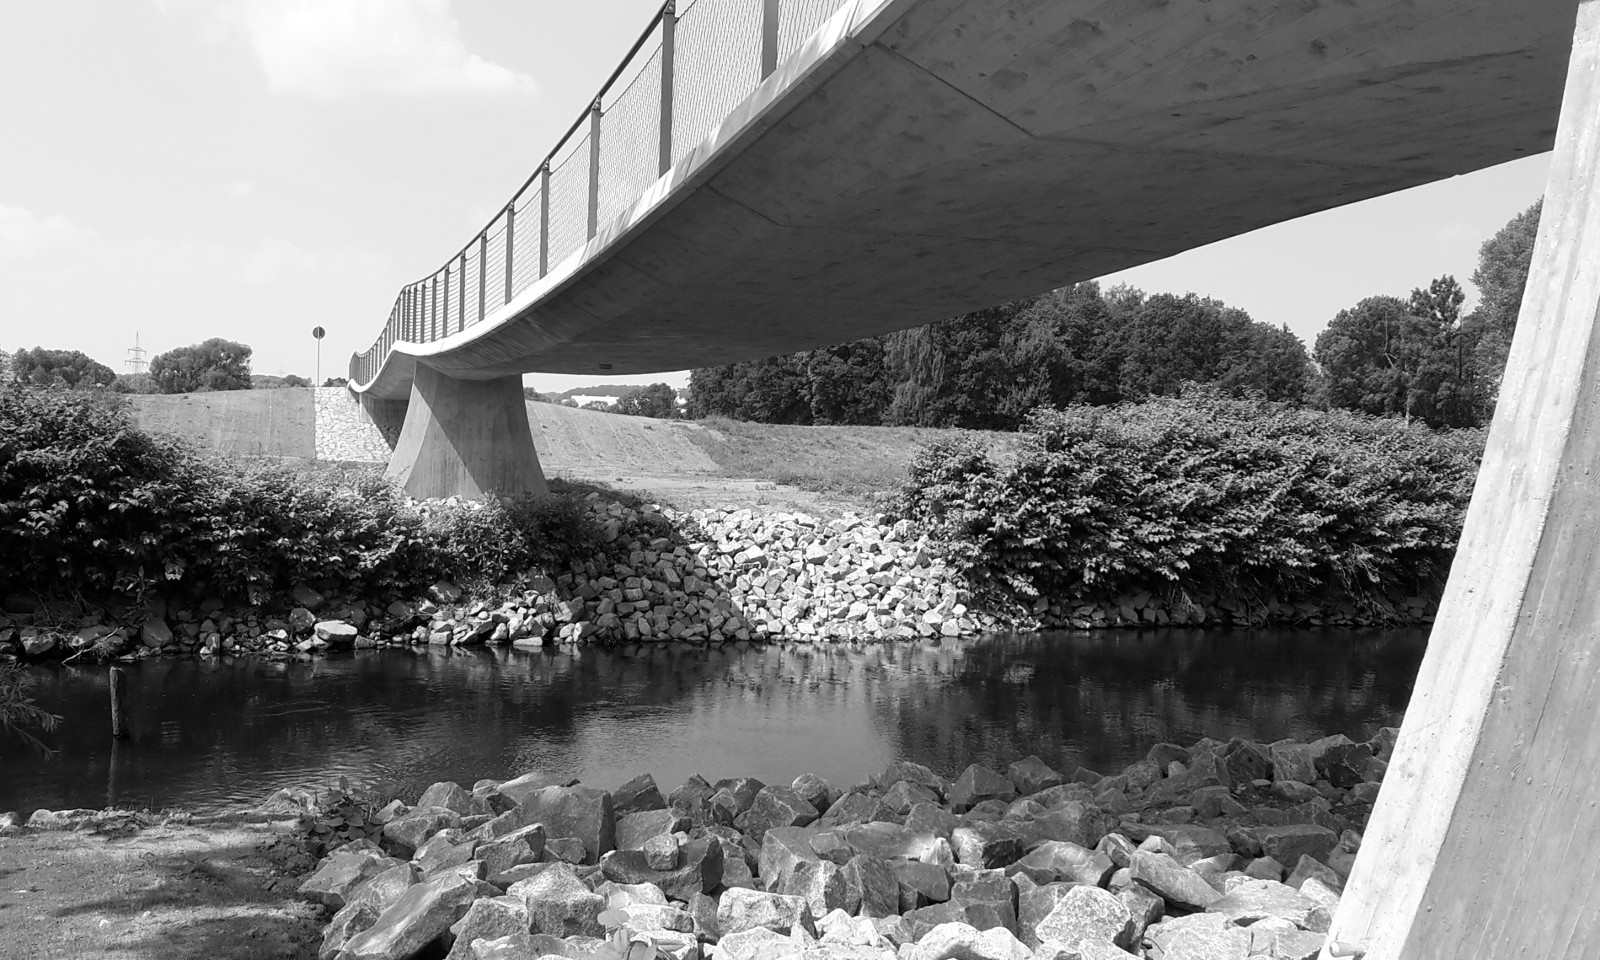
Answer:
614;383;678;418
806;338;891;425
112;373;160;394
281;374;310;388
324;377;349;388
1315;277;1482;427
1469;199;1542;418
11;348;116;389
1315;295;1417;418
0;350;11;381
149;338;253;393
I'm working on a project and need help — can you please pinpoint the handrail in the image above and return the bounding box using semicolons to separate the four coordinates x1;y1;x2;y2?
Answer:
350;0;853;389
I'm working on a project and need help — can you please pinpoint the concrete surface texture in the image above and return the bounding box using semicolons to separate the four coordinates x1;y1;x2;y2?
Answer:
352;0;1576;398
125;390;316;459
1325;3;1600;958
383;366;549;499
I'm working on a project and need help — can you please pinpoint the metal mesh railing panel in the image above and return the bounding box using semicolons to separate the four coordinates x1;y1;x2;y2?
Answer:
778;0;849;61
443;262;456;334
464;247;482;326
673;0;764;166
599;45;664;229
352;0;851;386
483;216;509;315
547;136;590;269
510;186;541;296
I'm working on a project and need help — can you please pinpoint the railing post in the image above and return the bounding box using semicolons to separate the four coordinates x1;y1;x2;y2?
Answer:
443;264;452;335
588;98;602;240
430;274;438;341
478;233;487;322
458;252;466;332
762;0;779;79
660;2;676;176
539;164;551;278
504;205;516;303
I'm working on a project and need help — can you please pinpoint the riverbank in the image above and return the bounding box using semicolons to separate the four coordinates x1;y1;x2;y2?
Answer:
0;487;1438;667
1;728;1392;960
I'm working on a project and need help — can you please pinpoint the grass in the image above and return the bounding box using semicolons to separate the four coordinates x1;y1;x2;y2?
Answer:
124;390;316;459
685;417;1021;504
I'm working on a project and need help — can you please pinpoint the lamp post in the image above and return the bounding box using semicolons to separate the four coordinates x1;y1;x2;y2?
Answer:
312;326;325;386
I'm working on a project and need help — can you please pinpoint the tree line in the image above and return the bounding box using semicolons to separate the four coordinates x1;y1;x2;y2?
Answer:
690;200;1542;431
1;338;343;394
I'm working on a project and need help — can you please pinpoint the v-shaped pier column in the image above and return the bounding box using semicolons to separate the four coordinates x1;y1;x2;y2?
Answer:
1327;3;1600;957
384;362;548;500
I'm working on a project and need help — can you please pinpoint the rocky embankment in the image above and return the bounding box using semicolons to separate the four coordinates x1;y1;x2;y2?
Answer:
244;730;1392;960
0;489;1435;665
0;496;997;662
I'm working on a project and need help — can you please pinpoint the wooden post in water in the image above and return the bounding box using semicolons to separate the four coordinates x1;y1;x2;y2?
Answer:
108;666;128;739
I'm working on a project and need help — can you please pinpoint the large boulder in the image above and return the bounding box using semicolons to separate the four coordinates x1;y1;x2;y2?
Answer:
299;847;403;909
717;887;814;938
1006;757;1065;797
908;921;1031;960
339;872;479;960
443;897;532;960
759;826;820;892
617;809;689;851
1129;851;1223;912
505;863;603;937
842;854;899;919
480;824;546;885
600;837;724;901
778;858;855;919
1033;886;1135;952
383;807;462;856
417;781;492;818
1205;879;1327;931
614;773;667;816
741;786;819;844
514;785;615;864
948;766;1017;813
1254;825;1338;867
493;771;579;809
1006;841;1113;887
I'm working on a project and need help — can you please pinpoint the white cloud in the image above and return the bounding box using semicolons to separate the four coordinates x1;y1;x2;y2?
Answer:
219;180;257;200
156;0;537;99
0;205;95;260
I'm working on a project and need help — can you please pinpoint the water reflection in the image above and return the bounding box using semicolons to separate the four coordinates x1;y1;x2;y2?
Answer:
1;628;1425;814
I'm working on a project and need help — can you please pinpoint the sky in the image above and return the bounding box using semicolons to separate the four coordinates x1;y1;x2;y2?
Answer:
0;2;1554;394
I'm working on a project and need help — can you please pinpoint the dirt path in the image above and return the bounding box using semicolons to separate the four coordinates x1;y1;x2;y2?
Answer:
0;819;321;960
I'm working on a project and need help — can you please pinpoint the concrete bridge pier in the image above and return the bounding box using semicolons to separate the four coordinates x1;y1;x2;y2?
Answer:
381;362;548;500
1326;3;1600;957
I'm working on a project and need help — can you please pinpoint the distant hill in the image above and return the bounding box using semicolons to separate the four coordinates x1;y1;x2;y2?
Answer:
542;383;650;404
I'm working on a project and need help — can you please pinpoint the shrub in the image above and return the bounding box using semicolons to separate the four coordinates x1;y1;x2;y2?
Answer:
893;392;1483;612
0;383;651;608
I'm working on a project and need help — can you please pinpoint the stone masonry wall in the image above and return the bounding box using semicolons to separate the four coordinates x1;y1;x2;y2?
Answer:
313;387;394;463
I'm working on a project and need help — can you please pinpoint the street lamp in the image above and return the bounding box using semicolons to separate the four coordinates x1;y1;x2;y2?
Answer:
312;326;325;386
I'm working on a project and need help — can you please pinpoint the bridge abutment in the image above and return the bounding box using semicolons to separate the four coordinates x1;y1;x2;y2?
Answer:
382;363;548;500
1327;4;1600;957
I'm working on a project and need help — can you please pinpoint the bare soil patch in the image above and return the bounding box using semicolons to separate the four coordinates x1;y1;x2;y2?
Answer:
0;819;321;960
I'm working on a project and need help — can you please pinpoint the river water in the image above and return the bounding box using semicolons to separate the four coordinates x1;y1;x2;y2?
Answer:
1;628;1425;814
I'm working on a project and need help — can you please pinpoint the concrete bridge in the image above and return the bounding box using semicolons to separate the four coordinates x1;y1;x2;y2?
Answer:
347;2;1600;956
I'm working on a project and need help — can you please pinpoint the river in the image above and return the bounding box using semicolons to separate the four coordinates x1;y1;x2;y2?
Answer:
0;627;1425;814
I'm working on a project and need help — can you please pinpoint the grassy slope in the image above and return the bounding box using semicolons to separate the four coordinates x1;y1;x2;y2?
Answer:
126;391;1007;509
685;416;1020;502
125;391;315;459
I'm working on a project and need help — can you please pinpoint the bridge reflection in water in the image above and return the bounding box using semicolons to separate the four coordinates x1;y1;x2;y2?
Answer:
5;628;1423;815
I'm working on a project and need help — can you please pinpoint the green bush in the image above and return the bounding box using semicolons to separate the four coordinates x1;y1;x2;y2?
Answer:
0;383;638;607
892;392;1483;612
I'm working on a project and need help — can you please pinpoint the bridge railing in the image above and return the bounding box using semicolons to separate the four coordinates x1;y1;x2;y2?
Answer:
350;0;854;388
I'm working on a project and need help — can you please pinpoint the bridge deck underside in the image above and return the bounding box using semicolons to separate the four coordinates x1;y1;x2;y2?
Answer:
358;0;1574;398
